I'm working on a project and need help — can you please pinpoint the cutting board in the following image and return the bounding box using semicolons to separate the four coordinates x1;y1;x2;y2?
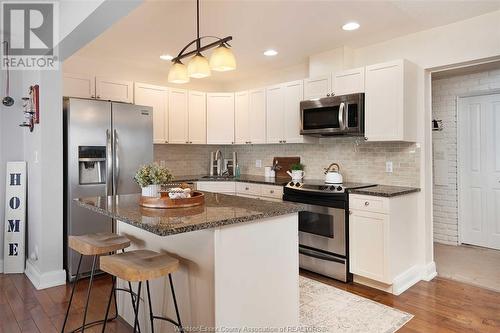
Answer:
273;156;300;178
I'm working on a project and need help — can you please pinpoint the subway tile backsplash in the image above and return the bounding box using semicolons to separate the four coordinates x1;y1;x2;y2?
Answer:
154;137;420;187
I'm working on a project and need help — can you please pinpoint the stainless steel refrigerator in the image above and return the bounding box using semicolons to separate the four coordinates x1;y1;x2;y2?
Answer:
63;97;153;279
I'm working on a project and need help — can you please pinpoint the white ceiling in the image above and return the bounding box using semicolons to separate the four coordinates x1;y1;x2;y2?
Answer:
73;0;500;85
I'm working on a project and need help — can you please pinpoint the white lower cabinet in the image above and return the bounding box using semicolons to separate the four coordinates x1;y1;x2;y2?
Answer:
349;193;418;294
195;181;283;201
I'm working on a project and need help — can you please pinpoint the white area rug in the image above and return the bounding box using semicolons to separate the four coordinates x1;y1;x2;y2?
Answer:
300;276;413;333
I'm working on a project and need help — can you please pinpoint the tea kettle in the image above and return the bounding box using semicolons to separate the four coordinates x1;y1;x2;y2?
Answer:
324;163;343;184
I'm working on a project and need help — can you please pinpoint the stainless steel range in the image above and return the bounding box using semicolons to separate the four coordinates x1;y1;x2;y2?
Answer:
283;180;376;282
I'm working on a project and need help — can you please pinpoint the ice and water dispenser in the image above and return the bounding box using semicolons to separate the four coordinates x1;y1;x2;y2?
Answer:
78;146;106;185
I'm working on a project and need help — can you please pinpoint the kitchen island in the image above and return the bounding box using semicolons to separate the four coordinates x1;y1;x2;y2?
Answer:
75;193;304;332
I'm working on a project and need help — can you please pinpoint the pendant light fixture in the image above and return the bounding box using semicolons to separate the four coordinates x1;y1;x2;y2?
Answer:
167;0;236;83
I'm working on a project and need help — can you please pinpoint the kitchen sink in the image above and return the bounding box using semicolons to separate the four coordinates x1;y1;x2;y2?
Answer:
200;175;235;180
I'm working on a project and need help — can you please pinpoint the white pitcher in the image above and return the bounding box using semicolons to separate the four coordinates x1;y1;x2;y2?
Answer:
287;170;305;181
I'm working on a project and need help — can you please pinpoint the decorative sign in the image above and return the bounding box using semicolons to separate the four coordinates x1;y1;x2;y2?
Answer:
3;162;26;273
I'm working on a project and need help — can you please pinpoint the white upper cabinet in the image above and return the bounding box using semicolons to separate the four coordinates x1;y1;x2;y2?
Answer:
283;80;312;143
168;88;189;144
63;73;95;99
207;93;235;144
134;83;169;144
188;91;207;144
365;59;417;142
266;84;284;144
304;75;331;100
248;88;267;144
235;91;250;144
95;76;134;103
333;67;365;95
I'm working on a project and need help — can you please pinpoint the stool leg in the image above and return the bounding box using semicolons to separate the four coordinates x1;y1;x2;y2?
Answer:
61;254;83;333
169;274;184;333
132;282;142;333
81;255;97;333
146;281;155;333
101;276;116;333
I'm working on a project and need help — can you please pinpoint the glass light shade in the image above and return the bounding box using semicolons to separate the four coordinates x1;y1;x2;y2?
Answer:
168;61;189;84
187;53;211;78
209;44;236;71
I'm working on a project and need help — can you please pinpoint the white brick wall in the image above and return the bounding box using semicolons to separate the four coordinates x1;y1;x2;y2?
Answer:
432;68;500;245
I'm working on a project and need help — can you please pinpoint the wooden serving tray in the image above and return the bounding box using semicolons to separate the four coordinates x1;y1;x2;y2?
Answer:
139;191;205;209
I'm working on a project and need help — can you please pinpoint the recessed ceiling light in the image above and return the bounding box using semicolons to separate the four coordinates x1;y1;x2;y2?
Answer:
263;49;278;57
342;22;360;31
160;54;174;61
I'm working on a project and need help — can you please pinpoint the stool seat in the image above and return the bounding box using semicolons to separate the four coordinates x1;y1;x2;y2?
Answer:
100;250;179;282
68;232;130;256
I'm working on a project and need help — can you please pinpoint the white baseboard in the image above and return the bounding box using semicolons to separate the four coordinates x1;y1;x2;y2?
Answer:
392;265;423;295
25;259;66;290
421;261;437;281
0;259;3;273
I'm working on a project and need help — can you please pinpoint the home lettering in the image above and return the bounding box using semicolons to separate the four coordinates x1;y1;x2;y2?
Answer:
7;219;20;232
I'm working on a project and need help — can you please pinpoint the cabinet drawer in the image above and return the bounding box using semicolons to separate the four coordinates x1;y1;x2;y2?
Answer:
236;182;261;196
260;185;283;199
196;181;236;194
349;194;389;214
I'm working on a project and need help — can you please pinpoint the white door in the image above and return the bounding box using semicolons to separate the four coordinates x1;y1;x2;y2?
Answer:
95;77;133;103
283;80;304;143
206;93;235;144
63;73;95;99
134;83;168;144
168;88;189;144
266;84;284;144
235;91;250;144
459;93;500;250
248;89;267;144
188;91;206;144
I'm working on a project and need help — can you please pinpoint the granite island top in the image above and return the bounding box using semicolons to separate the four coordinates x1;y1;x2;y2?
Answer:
75;192;305;236
348;185;420;197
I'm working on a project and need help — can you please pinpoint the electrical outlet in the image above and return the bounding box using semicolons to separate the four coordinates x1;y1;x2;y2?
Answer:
255;159;262;168
386;161;393;173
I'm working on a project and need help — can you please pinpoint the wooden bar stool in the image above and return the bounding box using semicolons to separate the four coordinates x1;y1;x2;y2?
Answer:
100;250;184;333
61;232;131;333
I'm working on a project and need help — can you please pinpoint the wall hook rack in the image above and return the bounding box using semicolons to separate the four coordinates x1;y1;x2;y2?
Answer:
19;85;39;132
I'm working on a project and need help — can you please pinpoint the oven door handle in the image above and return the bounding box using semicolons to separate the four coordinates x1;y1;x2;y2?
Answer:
299;247;346;264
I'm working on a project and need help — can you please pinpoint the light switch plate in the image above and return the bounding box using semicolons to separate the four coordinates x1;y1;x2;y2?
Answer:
386;161;393;173
255;159;262;168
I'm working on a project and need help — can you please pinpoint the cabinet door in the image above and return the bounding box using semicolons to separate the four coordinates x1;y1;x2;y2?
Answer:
207;93;235;144
188;91;206;144
134;83;169;144
248;89;267;144
95;77;133;103
304;75;331;100
365;60;403;141
333;67;365;95
234;91;250;144
266;84;284;144
168;88;189;144
283;80;304;143
63;73;95;99
349;210;390;283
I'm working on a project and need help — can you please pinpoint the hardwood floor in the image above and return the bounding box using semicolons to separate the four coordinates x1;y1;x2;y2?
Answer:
1;271;499;332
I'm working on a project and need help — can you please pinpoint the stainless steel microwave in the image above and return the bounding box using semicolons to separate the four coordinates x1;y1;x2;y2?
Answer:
300;93;364;136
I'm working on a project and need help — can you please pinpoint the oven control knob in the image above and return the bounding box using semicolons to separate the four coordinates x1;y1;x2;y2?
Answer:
337;186;343;191
329;186;335;191
289;182;295;187
295;182;301;187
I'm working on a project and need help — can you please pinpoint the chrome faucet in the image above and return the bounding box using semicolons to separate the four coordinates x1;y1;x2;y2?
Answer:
214;149;224;176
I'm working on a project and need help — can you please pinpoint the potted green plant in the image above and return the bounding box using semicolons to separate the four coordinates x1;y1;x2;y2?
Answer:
134;163;174;197
287;163;305;181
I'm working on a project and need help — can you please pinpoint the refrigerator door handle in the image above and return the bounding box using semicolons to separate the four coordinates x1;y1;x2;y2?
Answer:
106;129;113;196
113;129;119;194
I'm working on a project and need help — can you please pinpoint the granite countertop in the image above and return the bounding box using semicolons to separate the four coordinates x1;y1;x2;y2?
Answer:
75;193;304;236
172;174;291;186
348;185;420;197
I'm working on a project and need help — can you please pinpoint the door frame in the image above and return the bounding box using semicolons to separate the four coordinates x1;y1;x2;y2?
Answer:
456;89;500;246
